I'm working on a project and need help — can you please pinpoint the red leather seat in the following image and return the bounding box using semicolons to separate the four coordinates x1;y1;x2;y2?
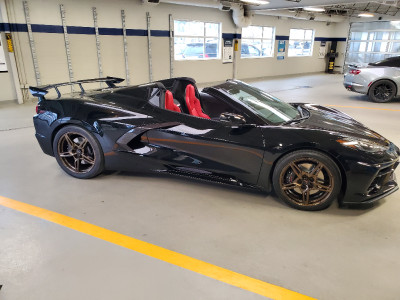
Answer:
185;84;210;119
165;90;181;113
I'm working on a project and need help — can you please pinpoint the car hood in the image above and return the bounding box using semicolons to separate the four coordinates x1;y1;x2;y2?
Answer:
293;103;389;145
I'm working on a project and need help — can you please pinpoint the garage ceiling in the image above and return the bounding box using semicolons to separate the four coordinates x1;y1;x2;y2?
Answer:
244;0;399;10
319;2;400;17
245;0;400;17
159;0;400;21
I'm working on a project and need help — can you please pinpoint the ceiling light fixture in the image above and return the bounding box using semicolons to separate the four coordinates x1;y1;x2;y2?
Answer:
303;7;325;12
358;12;374;17
241;0;270;5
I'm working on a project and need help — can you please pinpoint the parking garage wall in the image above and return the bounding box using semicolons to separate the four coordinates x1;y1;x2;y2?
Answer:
237;15;349;79
2;0;348;98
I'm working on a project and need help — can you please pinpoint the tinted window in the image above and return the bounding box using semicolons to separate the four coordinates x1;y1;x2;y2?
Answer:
370;57;400;67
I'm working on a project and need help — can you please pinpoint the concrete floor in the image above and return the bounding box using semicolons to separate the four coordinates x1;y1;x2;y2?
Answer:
1;73;400;300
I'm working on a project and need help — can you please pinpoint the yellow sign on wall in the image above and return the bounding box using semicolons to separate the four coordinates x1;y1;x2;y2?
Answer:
234;40;239;52
6;33;14;53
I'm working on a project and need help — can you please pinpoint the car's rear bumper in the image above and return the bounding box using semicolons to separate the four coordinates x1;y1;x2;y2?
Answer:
35;132;53;156
33;115;54;156
343;81;367;94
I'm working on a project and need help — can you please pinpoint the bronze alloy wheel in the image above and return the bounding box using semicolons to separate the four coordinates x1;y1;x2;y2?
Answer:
57;132;96;174
273;150;341;211
279;158;334;207
53;125;104;179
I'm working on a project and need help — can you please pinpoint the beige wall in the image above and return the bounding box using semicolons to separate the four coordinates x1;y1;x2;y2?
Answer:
4;0;349;96
237;15;349;79
0;72;17;101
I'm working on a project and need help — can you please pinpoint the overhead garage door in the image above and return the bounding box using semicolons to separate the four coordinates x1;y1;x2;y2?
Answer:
345;21;400;67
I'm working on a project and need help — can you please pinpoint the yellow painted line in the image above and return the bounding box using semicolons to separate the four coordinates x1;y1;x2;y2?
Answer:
326;104;400;112
0;196;314;300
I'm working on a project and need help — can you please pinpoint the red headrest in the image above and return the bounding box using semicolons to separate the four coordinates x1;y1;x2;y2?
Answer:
165;90;181;113
185;84;210;119
186;84;196;103
185;84;197;116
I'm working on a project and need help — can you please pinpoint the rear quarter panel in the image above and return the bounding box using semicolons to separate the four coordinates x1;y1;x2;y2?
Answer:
360;67;400;95
34;96;150;159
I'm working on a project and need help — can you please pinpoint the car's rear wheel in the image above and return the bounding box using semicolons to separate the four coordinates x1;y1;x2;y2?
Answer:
272;150;341;211
368;80;397;103
53;125;104;179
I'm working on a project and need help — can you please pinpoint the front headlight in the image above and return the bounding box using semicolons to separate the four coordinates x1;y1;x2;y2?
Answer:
337;137;389;153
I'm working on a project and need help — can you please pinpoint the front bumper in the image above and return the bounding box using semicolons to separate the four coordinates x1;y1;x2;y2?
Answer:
344;173;398;205
341;158;399;205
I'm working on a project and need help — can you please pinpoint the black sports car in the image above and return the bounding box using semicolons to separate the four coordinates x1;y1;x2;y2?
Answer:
31;77;399;211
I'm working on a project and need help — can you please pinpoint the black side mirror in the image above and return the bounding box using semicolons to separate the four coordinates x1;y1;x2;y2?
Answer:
219;112;246;126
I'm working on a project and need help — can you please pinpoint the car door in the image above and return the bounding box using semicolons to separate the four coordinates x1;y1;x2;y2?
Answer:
142;103;265;186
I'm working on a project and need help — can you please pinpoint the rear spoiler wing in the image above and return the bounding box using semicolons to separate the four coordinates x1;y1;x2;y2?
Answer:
29;76;125;100
347;64;359;69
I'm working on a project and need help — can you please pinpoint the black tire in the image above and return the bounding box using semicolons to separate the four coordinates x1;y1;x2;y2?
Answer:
272;150;341;211
52;125;104;179
368;80;397;103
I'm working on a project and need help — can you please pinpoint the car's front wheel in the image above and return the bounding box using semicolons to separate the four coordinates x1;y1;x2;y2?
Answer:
53;125;104;179
368;80;397;103
272;150;341;211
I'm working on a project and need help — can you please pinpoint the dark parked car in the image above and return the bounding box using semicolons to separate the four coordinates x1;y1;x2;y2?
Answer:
31;77;399;211
182;43;218;59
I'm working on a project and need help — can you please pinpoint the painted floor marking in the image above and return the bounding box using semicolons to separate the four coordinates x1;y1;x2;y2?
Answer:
0;195;315;300
326;104;400;112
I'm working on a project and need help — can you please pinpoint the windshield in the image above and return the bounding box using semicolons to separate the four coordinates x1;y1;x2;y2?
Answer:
219;81;300;124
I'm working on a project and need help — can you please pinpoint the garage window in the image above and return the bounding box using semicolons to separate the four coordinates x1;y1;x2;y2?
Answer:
347;30;400;65
241;26;275;58
288;29;314;57
174;20;220;60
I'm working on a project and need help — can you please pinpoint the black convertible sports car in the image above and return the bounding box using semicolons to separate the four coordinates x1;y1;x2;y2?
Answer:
31;77;399;211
